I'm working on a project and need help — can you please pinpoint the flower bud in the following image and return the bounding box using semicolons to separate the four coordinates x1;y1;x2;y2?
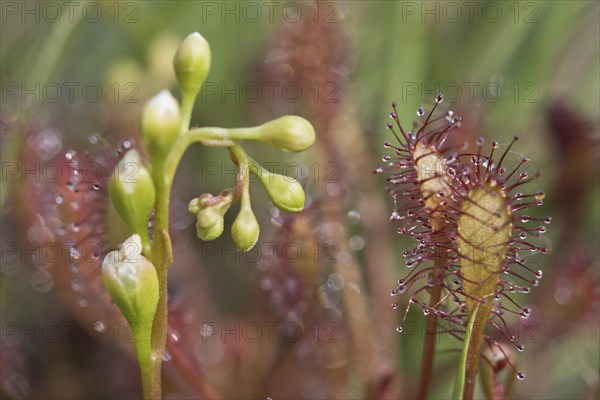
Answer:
196;206;219;228
259;116;315;152
101;235;159;326
254;165;305;213
109;150;155;243
141;90;181;161
173;32;211;97
189;191;233;241
229;116;315;152
196;207;226;241
231;206;260;251
188;197;202;215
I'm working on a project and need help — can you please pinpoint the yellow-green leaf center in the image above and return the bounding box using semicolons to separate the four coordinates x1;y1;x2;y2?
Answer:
413;142;453;230
457;184;512;317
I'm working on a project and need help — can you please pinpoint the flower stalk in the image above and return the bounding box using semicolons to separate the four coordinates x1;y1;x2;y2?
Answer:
102;32;316;399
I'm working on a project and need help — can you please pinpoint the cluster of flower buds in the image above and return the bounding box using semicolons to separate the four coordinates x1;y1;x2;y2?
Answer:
102;33;316;396
188;189;234;241
139;31;210;164
108;30;315;255
173;34;315;251
187;144;309;251
99;31;317;400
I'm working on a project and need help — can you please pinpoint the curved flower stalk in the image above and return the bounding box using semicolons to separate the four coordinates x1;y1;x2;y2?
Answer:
376;97;549;399
100;32;316;399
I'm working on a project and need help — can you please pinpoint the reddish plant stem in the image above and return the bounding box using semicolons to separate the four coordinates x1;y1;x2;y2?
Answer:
417;287;442;399
166;339;221;400
416;230;447;399
463;305;490;400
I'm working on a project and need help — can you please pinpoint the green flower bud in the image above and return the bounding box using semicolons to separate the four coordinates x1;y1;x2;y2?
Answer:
253;165;305;213
188;197;201;215
196;208;226;241
109;150;155;246
141;90;181;161
196;206;219;228
231;206;260;251
101;234;159;326
259;116;315;152
228;116;315;152
173;32;211;97
189;191;234;241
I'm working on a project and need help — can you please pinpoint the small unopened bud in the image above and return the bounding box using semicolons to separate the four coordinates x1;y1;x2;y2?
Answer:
189;191;233;241
257;116;315;152
173;32;211;97
254;166;305;213
196;206;226;241
101;235;159;326
231;206;260;251
228;116;315;152
141;90;181;161
196;213;224;241
188;198;202;215
196;206;219;228
109;150;155;243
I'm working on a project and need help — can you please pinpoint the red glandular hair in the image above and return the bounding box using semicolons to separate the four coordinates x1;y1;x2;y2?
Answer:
26;135;134;327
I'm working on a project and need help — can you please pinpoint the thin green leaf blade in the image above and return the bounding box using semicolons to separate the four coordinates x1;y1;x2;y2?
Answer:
452;304;480;400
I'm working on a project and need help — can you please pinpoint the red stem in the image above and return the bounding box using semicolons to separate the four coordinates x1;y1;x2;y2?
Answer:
416;231;447;399
166;339;221;400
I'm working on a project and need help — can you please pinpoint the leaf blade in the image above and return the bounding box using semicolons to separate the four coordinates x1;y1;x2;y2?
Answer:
452;304;480;400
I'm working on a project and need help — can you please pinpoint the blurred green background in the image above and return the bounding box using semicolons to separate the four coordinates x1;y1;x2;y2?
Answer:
1;1;598;399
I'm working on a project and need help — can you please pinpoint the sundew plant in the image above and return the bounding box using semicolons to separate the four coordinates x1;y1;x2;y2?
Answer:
376;97;549;399
1;1;599;400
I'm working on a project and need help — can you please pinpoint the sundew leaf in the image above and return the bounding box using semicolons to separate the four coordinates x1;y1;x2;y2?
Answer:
457;184;512;317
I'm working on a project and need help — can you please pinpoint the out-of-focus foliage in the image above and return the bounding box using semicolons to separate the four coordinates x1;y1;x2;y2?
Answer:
1;1;598;399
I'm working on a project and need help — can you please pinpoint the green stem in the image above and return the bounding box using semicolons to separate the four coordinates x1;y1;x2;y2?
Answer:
139;122;268;398
164;128;229;183
132;322;156;400
180;92;195;133
228;144;251;165
453;304;481;400
141;91;199;399
144;158;171;400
